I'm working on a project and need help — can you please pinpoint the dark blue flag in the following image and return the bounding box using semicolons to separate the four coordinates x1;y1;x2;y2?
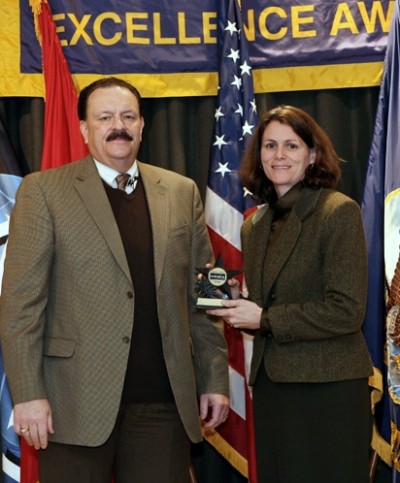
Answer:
361;0;400;474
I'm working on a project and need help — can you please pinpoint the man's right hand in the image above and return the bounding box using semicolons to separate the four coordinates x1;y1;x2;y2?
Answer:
14;399;54;449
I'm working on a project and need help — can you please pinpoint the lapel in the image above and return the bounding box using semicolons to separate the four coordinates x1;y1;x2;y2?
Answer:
246;187;323;303
73;156;132;284
137;161;169;290
245;205;272;305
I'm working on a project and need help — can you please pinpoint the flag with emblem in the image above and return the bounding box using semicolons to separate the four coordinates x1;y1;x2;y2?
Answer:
361;0;400;475
203;0;258;481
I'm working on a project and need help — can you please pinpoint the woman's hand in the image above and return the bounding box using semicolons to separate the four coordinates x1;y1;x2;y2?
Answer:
206;299;263;330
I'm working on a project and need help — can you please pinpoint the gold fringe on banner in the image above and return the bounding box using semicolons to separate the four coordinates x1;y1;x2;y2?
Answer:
28;0;46;45
202;427;249;478
391;422;400;472
369;367;392;466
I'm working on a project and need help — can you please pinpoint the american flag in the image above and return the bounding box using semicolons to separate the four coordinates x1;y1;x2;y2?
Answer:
203;0;258;481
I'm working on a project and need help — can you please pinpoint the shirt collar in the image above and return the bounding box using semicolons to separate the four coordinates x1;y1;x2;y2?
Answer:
93;159;139;192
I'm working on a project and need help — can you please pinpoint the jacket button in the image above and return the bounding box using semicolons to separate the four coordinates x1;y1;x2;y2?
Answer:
127;291;133;299
122;336;130;344
270;293;276;300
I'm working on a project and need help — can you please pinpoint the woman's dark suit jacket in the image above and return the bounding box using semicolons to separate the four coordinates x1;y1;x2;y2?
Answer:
241;186;373;385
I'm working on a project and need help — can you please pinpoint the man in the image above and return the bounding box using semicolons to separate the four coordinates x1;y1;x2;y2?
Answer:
0;77;229;483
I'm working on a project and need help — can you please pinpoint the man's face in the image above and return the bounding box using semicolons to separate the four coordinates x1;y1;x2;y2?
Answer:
80;85;144;171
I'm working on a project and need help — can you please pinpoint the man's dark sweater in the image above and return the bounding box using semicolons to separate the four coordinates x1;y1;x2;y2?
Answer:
104;178;174;403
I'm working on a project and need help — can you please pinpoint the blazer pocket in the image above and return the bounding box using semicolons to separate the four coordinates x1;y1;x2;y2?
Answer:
43;336;76;358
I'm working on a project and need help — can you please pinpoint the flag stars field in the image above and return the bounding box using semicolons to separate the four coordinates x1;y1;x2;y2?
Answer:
213;134;228;149
235;104;243;116
242;120;254;136
228;48;240;62
243;187;253;198
240;61;252;76
214;106;224;120
215;162;232;177
225;20;238;35
231;75;242;89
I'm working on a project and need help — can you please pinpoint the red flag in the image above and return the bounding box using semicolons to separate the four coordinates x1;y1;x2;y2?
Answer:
20;2;88;481
19;438;38;483
30;0;88;172
204;0;258;481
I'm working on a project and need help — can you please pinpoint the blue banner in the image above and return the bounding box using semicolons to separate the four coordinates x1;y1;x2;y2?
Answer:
0;0;395;97
20;0;393;74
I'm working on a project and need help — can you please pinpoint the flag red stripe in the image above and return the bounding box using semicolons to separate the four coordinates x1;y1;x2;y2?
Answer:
217;409;248;456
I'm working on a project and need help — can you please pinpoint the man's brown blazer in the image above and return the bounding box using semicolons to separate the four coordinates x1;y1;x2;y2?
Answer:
0;157;228;446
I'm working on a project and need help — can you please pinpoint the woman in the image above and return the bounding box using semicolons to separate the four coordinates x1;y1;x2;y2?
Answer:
207;105;373;483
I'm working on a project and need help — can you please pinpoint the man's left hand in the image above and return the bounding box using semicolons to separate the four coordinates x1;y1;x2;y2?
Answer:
199;393;229;430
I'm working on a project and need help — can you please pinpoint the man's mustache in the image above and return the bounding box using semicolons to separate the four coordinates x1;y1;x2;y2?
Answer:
106;130;133;142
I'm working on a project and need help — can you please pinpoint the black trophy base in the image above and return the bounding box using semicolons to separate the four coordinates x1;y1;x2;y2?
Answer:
196;297;225;309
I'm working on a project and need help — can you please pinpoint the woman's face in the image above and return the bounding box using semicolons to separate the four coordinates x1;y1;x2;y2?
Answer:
260;120;315;198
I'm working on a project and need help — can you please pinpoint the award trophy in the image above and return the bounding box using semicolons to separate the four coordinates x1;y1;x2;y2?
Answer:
194;254;241;309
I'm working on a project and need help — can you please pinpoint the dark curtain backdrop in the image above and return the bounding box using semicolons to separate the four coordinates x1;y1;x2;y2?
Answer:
0;86;379;203
0;86;392;482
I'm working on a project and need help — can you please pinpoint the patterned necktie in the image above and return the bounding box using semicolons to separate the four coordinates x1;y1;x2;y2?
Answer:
116;173;130;192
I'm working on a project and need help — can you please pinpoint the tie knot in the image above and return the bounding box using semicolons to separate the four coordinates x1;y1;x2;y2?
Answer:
116;173;130;191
